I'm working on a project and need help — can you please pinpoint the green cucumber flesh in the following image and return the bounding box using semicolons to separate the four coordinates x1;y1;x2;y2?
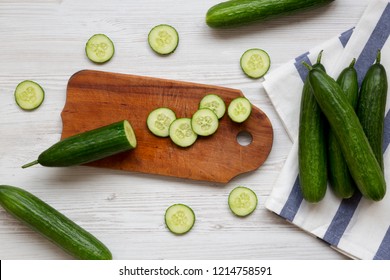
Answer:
298;51;327;203
147;107;176;137
22;120;137;168
14;80;45;110
85;34;115;63
191;108;219;136
307;66;386;201
240;48;270;79
169;118;197;147
328;59;358;199
0;185;112;260
357;50;388;171
206;0;335;28
148;24;179;55
228;97;252;123
228;186;258;217
199;94;226;119
165;204;195;235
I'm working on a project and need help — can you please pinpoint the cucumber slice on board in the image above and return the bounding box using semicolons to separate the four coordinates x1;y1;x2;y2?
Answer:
199;94;226;119
85;34;115;63
14;80;45;110
228;97;252;123
240;48;270;79
228;186;258;217
191;108;219;136
165;204;195;235
169;118;197;147
148;24;179;55
147;107;176;137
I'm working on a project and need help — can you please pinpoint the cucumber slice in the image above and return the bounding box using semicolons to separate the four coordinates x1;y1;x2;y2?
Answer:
199;94;226;119
191;108;219;136
148;24;179;55
169;118;197;147
14;80;45;110
147;107;176;137
240;48;270;79
228;97;252;123
228;186;258;217
165;204;195;235
85;34;115;63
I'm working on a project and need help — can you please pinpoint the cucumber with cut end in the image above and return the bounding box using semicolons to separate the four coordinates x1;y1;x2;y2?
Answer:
147;107;176;137
0;185;112;260
227;97;252;123
240;48;270;79
206;0;335;28
165;204;195;235
22;120;137;168
85;34;115;63
148;24;179;55
14;80;45;110
199;94;226;119
191;108;219;136
169;118;198;148
228;186;258;217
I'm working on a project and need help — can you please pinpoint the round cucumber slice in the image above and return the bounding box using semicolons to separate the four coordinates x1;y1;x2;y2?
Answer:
147;107;176;137
228;186;258;217
169;118;197;147
85;34;115;63
228;97;252;123
148;24;179;55
199;94;226;119
14;80;45;110
240;48;270;79
191;108;219;136
165;204;195;235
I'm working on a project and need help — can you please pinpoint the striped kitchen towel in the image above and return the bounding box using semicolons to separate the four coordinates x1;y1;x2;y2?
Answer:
263;0;390;260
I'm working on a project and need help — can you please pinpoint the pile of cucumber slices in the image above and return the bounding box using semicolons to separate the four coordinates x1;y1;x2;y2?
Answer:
147;94;252;148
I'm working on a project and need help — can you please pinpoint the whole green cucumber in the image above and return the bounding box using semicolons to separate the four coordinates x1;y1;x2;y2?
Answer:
357;50;388;171
22;120;137;168
298;51;327;203
206;0;335;28
0;185;112;259
328;59;359;199
307;66;386;201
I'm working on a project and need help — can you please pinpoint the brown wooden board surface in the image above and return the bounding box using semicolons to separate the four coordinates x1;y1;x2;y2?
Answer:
61;70;273;183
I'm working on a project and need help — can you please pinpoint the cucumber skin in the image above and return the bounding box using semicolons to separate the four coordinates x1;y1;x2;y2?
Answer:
308;68;386;201
328;62;359;199
298;62;327;203
357;59;388;171
206;0;334;28
37;120;135;167
0;185;112;260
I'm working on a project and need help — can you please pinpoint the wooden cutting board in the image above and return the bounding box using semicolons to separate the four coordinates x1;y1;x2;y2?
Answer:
61;70;273;183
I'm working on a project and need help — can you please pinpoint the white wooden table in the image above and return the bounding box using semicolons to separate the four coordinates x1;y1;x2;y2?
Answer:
0;0;369;260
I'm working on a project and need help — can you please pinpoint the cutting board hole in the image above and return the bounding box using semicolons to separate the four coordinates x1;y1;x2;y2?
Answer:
236;131;253;146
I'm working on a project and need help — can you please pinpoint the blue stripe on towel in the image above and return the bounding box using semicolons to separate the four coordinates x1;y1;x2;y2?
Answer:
280;177;303;222
374;226;390;260
339;28;354;47
355;3;390;85
293;52;311;81
383;110;390;153
322;192;362;246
